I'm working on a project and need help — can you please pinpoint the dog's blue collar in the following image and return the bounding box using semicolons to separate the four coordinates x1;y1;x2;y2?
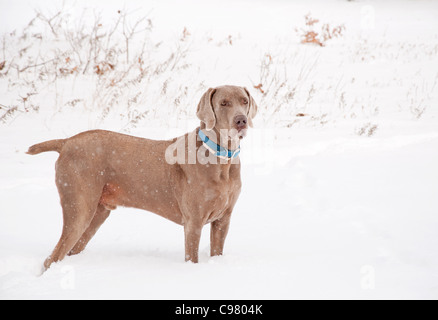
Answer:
198;129;240;160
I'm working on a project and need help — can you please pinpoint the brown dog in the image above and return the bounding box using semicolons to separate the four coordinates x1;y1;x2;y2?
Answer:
27;85;257;270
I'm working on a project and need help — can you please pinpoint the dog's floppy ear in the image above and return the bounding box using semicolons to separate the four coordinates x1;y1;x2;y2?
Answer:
196;87;217;131
243;87;258;128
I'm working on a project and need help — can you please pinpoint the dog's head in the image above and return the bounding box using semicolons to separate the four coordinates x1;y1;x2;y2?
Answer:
196;85;258;141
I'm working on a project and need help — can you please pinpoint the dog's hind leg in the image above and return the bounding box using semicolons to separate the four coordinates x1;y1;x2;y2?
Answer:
44;168;103;270
68;204;111;256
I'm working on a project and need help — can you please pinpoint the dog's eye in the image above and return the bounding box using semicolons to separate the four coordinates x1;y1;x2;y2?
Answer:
243;99;249;104
221;101;229;106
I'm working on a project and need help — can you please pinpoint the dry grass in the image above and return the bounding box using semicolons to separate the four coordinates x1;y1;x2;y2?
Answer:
0;6;196;129
298;13;345;47
1;7;436;137
356;122;379;137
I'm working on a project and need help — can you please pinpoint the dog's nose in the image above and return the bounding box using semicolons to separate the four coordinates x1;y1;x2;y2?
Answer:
234;115;247;128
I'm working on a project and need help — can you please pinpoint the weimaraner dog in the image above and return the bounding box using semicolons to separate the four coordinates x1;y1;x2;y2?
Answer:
27;85;258;270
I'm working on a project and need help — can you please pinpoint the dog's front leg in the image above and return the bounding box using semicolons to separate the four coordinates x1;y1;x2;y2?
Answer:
210;214;231;257
184;220;203;263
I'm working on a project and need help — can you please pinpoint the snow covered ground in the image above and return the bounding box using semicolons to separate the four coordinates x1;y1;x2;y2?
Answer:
1;0;438;299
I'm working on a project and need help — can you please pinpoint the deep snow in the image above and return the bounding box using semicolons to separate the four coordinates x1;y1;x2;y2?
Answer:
1;0;438;299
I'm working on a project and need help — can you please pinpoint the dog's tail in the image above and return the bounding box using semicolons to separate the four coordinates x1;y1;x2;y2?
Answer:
26;139;66;155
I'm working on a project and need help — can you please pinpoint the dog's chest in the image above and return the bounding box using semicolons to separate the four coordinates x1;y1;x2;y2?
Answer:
203;178;240;223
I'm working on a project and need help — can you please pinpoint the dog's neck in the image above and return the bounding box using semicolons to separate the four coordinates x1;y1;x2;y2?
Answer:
194;124;241;181
199;122;240;152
